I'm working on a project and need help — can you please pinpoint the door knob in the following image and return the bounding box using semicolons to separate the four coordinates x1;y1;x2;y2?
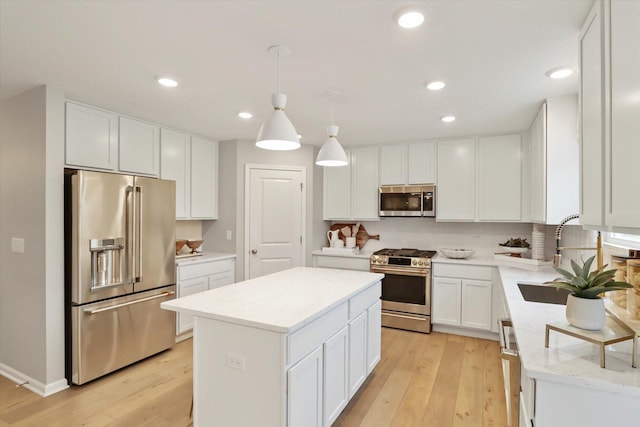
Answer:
251;249;258;254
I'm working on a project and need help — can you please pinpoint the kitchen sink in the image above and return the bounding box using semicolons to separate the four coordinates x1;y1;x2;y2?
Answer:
517;282;571;305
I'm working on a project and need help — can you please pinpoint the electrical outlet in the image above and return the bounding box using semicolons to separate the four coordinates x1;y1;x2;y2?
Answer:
11;238;25;253
226;230;232;240
226;353;245;371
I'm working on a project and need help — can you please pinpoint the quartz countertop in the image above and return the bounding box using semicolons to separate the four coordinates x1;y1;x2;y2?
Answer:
498;265;640;398
162;266;383;333
175;251;236;265
432;252;498;266
312;249;373;259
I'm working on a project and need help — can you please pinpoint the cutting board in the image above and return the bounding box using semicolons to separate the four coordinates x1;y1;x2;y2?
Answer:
329;223;380;249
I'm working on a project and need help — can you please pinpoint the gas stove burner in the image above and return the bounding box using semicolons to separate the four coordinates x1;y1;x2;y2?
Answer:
370;248;437;267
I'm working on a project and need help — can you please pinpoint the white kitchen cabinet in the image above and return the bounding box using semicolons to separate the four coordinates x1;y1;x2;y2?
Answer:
65;102;118;171
160;128;190;218
477;134;521;221
176;276;208;334
190;136;218;219
288;345;323;427
118;116;160;177
526;95;579;225
581;0;640;231
366;300;382;374
437;139;476;220
379;142;437;185
176;257;235;337
323;326;349;427
432;263;494;334
348;310;367;398
323;146;379;220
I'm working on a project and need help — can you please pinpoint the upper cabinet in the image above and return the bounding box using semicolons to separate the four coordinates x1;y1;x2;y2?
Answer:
580;0;640;231
526;95;579;225
437;139;476;221
436;135;521;222
379;142;436;185
160;129;218;220
118;117;160;176
65;101;159;177
65;102;118;171
324;146;379;221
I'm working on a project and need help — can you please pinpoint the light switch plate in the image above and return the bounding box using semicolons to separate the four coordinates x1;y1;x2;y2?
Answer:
226;230;232;240
11;238;25;253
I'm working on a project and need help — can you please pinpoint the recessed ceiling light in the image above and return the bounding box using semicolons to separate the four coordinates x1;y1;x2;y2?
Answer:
155;76;178;87
394;7;424;29
425;81;446;91
238;112;253;119
441;116;456;123
545;67;573;79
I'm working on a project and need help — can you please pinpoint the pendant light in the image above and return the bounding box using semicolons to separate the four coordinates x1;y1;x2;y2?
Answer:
316;93;348;167
256;45;300;151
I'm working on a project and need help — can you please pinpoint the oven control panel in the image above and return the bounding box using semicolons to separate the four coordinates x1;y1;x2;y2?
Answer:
370;255;431;267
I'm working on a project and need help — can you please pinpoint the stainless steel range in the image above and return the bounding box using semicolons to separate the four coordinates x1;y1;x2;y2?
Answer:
370;248;436;333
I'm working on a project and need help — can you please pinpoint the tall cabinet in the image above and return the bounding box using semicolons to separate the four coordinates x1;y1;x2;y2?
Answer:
580;0;640;231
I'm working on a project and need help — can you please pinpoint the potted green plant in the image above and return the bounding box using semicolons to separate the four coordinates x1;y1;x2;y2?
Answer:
546;255;632;330
499;237;531;257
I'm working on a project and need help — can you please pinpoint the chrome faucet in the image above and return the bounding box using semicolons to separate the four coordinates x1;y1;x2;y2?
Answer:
553;214;603;269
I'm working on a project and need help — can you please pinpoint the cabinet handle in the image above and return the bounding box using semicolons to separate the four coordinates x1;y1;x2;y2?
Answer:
251;249;258;254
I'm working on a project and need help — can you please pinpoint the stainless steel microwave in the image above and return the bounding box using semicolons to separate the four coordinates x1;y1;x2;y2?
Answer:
379;185;436;217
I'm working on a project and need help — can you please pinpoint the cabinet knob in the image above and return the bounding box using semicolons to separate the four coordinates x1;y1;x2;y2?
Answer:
251;249;258;255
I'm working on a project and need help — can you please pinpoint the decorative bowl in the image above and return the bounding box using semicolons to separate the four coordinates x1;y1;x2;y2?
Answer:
440;248;475;259
186;239;204;253
498;245;529;256
175;240;188;254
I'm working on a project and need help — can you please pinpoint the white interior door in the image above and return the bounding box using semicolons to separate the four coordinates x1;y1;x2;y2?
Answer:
246;166;304;279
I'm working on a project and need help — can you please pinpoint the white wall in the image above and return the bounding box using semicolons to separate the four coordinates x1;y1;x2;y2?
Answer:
203;139;320;281
0;85;67;395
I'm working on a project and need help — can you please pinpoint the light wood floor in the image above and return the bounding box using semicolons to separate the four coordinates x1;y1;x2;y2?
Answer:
0;329;507;427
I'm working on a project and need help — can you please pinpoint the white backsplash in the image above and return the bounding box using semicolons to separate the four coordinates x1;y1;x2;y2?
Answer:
351;218;533;256
176;220;203;240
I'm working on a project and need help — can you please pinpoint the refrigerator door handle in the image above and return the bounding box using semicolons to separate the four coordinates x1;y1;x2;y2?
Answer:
135;185;143;282
126;185;135;284
83;291;175;314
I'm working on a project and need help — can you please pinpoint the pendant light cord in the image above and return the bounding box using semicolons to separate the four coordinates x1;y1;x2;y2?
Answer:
276;49;281;93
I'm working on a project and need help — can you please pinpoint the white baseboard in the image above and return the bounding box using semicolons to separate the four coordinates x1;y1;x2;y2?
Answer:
0;363;69;397
433;324;499;341
175;331;193;343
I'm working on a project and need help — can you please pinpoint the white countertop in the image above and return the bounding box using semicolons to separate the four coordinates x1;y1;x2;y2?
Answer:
498;265;640;398
175;251;236;265
312;249;372;259
431;252;498;266
162;266;384;333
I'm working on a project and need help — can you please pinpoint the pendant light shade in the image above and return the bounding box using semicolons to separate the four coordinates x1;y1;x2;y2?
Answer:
256;45;300;151
316;125;348;167
256;93;300;150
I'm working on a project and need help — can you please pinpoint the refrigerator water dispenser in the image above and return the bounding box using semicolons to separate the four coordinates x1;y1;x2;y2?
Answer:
90;238;125;288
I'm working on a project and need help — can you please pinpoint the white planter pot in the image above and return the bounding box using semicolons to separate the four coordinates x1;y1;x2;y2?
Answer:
565;294;605;330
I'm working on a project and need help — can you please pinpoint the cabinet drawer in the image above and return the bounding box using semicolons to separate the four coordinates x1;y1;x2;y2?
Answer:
349;282;381;320
433;263;492;280
178;259;233;281
288;302;348;365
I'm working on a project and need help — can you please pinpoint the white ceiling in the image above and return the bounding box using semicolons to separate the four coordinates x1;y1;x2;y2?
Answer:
0;0;592;147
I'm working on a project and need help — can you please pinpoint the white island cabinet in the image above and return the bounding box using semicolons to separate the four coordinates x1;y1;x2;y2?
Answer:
162;267;383;427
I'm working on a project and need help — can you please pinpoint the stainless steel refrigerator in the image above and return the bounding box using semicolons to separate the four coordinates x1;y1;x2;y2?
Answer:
65;170;177;385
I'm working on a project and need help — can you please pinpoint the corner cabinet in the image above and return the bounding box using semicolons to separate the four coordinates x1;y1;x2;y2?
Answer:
579;0;640;231
526;96;579;225
432;263;495;335
323;146;379;221
160;129;219;220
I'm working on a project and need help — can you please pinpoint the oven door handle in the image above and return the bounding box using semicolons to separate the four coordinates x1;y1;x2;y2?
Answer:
370;266;429;276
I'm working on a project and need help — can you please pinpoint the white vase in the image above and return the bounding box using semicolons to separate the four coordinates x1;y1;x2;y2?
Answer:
565;294;606;330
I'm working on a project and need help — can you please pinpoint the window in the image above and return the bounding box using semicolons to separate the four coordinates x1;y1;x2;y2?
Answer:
606;232;640;248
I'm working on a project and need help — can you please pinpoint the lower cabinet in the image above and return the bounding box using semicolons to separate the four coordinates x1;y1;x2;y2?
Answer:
288;346;324;427
176;257;235;336
348;311;368;398
432;263;494;333
322;327;349;427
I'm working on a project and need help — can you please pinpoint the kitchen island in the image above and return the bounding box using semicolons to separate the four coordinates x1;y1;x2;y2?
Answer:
498;265;639;427
161;266;383;427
